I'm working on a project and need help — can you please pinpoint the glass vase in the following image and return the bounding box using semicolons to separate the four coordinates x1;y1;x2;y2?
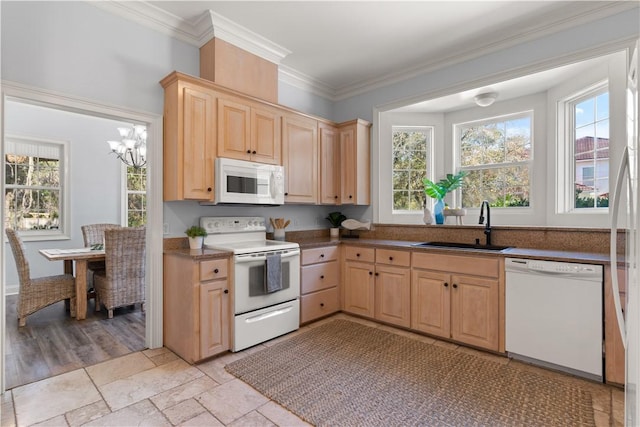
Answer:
433;199;445;224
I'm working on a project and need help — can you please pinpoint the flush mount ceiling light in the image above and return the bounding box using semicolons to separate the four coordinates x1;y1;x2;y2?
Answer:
474;92;498;107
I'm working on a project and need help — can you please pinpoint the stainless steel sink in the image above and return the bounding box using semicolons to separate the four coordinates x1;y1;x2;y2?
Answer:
411;241;512;251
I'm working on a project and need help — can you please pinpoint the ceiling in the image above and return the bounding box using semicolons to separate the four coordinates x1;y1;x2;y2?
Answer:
100;1;635;104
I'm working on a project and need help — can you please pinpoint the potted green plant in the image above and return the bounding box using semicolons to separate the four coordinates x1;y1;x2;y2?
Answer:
326;211;347;238
423;171;466;224
185;225;207;249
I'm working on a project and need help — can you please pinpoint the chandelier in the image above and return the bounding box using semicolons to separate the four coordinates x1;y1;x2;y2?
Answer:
107;125;147;169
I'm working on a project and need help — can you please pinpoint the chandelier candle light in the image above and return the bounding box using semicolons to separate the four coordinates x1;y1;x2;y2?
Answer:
107;124;147;169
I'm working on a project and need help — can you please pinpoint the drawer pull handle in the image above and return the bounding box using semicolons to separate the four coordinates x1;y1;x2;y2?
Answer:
320;254;325;258
252;150;257;154
369;271;373;275
320;275;324;279
389;256;393;261
214;268;219;274
247;149;251;154
224;289;229;294
444;282;449;287
320;303;324;307
207;187;212;192
452;284;458;289
375;272;379;276
356;253;360;257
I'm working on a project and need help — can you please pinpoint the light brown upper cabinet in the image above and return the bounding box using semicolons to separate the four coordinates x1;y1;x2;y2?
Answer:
318;122;340;204
161;75;216;202
339;119;371;205
217;95;282;165
282;113;318;204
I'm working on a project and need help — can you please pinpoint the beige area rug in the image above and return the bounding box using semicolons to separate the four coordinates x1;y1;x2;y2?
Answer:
226;319;596;427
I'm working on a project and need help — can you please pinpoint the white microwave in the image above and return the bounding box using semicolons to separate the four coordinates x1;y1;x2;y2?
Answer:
211;158;284;205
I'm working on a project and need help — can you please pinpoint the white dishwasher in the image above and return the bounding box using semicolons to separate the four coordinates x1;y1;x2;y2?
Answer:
505;258;603;381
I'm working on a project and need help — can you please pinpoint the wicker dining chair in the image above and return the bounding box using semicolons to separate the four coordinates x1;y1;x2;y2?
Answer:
94;227;146;319
5;228;77;327
81;223;121;295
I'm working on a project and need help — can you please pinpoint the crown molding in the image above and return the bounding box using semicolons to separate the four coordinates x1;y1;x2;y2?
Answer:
278;65;337;100
90;1;638;102
331;1;639;100
89;2;290;64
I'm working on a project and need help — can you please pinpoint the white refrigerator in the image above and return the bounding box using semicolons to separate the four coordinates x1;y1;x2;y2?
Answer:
610;40;639;426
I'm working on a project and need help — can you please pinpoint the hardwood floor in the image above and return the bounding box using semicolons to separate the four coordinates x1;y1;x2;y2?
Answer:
4;294;145;390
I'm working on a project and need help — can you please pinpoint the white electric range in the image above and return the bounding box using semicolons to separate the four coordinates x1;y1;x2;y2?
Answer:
201;216;300;351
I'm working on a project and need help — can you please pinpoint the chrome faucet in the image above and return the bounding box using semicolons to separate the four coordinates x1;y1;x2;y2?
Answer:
478;200;491;246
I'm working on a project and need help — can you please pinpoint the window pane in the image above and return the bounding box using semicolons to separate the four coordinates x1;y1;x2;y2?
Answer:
125;166;147;226
573;90;609;210
459;113;532;208
575;97;595;128
5;141;63;233
392;127;432;212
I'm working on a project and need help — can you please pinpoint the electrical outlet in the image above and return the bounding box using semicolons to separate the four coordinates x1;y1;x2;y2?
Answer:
163;223;169;234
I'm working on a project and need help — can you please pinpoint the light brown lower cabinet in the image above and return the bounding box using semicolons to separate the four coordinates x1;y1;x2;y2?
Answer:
411;252;501;352
342;246;411;328
604;265;626;385
164;254;231;363
300;246;340;323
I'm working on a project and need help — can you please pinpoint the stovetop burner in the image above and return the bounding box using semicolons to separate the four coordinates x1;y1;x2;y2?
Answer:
201;216;299;254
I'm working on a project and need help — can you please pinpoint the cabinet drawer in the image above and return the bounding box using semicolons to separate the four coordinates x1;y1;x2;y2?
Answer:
302;246;339;265
199;258;229;281
376;249;411;267
412;252;499;278
344;246;375;263
301;261;339;294
301;287;339;323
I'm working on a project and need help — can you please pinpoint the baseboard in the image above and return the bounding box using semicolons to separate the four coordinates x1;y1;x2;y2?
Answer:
5;285;18;296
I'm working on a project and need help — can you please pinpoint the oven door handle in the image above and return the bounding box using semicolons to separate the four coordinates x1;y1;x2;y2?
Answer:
244;304;295;323
235;250;300;263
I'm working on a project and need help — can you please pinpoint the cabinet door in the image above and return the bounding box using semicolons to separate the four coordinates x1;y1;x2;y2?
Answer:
450;274;499;351
411;269;450;338
217;97;251;161
183;86;215;200
319;122;340;204
200;280;229;358
343;261;375;318
282;114;318;203
375;265;411;328
251;106;281;165
605;266;626;384
339;125;356;204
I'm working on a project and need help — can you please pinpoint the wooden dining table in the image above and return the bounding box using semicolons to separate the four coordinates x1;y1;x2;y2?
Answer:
39;248;106;320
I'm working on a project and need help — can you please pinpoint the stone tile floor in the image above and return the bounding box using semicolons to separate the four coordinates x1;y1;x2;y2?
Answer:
1;314;625;426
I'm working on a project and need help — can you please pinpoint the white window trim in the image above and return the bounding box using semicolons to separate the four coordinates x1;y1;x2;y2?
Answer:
377;112;444;224
455;110;534;211
447;94;547;226
4;134;71;241
557;82;609;214
391;125;434;214
548;50;626;228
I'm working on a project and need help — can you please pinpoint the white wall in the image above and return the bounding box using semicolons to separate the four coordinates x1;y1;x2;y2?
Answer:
3;101;128;292
1;1;199;114
332;8;639;123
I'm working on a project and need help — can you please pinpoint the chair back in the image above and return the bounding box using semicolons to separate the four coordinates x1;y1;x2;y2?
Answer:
103;227;146;284
81;223;121;247
5;228;31;287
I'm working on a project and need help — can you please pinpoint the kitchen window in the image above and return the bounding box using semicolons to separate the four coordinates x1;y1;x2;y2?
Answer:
124;165;146;227
456;112;532;208
4;136;69;238
392;126;433;212
569;87;610;209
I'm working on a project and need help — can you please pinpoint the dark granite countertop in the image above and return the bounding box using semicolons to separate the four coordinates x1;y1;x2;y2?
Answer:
163;247;232;261
292;237;614;265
